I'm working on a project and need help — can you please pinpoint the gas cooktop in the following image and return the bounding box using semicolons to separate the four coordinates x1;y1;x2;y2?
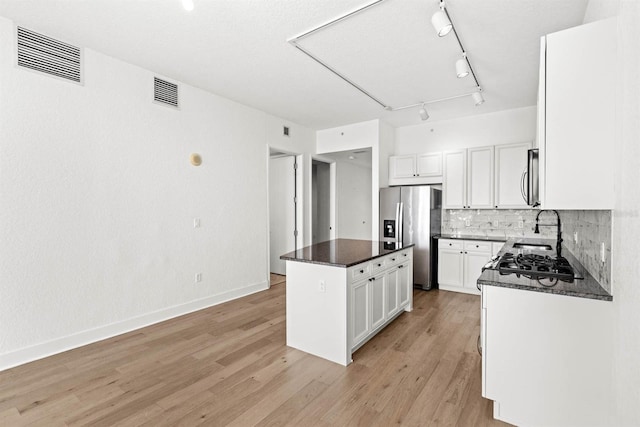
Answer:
495;252;575;284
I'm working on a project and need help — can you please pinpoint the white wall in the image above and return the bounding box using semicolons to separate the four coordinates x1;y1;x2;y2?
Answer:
394;106;537;154
0;16;315;369
335;161;372;240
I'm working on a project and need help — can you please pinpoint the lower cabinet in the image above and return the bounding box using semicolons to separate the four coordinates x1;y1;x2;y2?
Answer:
351;280;370;346
481;285;613;426
350;250;413;351
438;239;499;295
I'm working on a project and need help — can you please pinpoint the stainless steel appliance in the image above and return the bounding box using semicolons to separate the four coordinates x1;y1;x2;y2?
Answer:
525;148;540;207
379;186;441;290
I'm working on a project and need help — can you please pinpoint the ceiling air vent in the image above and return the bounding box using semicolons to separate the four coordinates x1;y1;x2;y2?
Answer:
154;77;179;108
17;26;82;83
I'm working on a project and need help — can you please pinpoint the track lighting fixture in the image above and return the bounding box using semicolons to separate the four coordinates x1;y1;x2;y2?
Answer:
456;54;470;78
472;90;485;106
431;2;452;37
419;104;429;121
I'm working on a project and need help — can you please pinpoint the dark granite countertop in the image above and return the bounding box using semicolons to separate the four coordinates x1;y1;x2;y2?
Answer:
434;234;507;242
477;237;612;301
280;239;413;268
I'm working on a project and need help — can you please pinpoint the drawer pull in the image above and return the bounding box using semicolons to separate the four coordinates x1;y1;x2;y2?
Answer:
377;263;382;267
391;258;396;261
359;269;364;274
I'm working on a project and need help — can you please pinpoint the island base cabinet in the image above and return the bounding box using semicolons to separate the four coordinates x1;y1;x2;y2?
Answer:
285;248;413;366
482;285;614;426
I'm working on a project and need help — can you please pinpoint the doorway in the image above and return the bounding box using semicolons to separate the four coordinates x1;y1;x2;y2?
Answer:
312;160;331;244
268;152;297;276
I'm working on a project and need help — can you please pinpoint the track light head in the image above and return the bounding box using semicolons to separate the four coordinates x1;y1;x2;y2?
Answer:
419;105;429;121
472;91;485;106
456;58;470;78
431;7;452;37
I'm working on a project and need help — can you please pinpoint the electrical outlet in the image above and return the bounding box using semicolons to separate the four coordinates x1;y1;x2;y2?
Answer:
492;220;499;227
319;280;326;293
518;220;524;229
195;273;202;283
465;219;471;227
600;243;606;263
193;218;201;228
574;232;578;244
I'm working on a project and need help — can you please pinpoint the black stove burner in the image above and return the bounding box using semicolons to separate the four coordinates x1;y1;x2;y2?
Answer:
496;252;575;284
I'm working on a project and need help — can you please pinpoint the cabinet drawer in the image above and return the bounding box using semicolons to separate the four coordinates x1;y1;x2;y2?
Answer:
464;241;491;252
439;239;463;250
351;263;371;280
371;258;386;274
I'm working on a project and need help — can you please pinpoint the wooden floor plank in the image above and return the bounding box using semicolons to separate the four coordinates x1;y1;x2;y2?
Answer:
0;282;510;426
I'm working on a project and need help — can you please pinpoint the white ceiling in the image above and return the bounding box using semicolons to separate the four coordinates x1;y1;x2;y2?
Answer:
0;0;588;130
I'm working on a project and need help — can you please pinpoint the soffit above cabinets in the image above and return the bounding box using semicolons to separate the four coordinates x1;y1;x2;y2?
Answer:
0;0;588;129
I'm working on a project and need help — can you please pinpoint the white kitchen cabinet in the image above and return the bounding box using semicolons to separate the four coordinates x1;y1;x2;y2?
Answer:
538;19;615;209
494;142;531;208
369;274;386;331
463;241;492;292
442;150;466;209
467;146;494;209
390;155;416;178
482;285;613;426
443;147;493;209
351;279;369;348
437;239;464;288
397;262;411;307
388;152;442;186
438;239;494;295
350;250;414;352
385;267;399;318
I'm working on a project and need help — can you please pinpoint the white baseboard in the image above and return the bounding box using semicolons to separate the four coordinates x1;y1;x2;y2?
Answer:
0;281;268;371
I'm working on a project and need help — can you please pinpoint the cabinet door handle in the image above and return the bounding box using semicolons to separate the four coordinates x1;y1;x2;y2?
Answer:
460;251;463;254
398;265;404;269
371;277;376;281
521;169;528;203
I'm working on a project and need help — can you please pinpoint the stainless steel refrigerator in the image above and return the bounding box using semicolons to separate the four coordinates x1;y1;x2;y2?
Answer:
379;186;442;290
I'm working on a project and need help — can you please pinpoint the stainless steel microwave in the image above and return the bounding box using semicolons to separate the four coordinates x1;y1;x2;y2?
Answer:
526;149;540;207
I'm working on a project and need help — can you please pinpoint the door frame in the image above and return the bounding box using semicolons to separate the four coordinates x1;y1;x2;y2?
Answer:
266;147;303;287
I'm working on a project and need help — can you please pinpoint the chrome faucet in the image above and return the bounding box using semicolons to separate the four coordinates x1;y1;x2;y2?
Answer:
534;210;563;257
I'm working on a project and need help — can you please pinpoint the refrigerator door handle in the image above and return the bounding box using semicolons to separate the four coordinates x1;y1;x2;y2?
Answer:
397;202;404;243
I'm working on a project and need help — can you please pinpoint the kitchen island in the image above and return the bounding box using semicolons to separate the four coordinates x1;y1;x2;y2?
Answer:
280;239;413;366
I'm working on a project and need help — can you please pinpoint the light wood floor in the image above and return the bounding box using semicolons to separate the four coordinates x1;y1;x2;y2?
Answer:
0;281;511;426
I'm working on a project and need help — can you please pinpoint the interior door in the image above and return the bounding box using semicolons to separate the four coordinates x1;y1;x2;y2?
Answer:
269;155;296;275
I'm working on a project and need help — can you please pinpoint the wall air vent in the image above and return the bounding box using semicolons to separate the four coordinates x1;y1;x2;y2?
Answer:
17;26;82;83
154;77;179;108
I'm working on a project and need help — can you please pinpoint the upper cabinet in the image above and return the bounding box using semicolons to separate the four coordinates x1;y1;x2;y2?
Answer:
389;152;442;186
538;19;616;209
443;143;531;210
443;147;494;209
494;142;531;209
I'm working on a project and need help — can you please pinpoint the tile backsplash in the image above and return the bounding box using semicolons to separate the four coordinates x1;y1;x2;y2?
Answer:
442;209;612;292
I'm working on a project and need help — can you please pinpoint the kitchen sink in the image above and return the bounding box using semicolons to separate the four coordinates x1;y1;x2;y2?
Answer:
512;242;553;251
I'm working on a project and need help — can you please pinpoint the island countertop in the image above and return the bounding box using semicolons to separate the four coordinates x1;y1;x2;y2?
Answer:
280;238;414;268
